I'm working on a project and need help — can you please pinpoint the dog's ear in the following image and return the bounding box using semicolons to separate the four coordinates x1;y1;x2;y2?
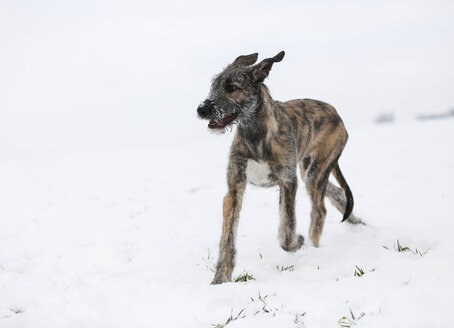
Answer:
232;53;259;66
251;51;285;82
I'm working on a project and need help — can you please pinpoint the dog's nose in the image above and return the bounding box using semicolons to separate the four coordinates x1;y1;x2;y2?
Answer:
197;99;212;118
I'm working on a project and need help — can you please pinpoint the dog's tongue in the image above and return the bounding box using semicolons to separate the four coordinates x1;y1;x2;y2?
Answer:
208;113;237;129
209;119;223;127
208;119;224;127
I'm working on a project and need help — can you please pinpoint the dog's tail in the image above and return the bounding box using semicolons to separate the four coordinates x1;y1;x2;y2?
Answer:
332;163;354;222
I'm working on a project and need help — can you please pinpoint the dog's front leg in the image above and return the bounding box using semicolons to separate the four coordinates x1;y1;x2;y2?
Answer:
211;162;246;285
279;178;304;252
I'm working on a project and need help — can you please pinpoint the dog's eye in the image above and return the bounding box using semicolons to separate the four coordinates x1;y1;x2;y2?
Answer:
226;84;238;93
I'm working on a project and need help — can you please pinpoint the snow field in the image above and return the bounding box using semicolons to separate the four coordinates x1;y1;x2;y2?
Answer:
0;119;453;327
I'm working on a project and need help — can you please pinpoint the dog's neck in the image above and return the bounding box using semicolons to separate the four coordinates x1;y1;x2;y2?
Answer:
237;84;278;144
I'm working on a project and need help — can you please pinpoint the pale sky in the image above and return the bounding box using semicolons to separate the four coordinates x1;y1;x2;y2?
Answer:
1;0;453;155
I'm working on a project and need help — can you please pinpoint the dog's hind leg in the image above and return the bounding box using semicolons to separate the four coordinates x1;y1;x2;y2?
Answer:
326;181;363;224
305;158;330;247
300;153;329;247
302;135;345;246
278;178;304;252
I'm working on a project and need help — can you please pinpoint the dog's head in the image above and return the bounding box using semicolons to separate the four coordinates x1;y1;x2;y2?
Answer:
197;51;285;133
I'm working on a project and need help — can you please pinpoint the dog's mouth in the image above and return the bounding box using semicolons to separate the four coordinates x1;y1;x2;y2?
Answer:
208;113;238;129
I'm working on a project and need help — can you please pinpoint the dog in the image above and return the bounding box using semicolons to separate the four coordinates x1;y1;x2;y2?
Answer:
197;51;360;285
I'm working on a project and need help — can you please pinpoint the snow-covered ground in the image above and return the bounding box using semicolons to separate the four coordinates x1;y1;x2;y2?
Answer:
1;118;453;328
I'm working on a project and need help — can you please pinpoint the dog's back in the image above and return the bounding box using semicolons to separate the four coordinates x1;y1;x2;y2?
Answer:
277;98;348;161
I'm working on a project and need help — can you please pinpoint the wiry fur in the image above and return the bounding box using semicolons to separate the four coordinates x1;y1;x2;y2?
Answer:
197;51;361;285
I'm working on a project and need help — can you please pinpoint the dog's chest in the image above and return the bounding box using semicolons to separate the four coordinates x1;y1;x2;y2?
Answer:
246;159;275;187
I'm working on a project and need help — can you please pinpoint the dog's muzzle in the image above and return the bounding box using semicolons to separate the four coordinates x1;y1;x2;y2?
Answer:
197;99;213;119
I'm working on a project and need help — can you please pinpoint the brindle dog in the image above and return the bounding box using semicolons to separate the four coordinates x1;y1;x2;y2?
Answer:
197;51;361;285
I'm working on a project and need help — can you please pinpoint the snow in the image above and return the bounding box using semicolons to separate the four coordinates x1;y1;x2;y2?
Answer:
1;119;453;327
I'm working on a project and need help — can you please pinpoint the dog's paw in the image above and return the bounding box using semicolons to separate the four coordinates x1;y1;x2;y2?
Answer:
296;234;304;248
281;234;304;252
211;275;230;285
345;214;366;225
211;262;233;285
211;268;232;285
